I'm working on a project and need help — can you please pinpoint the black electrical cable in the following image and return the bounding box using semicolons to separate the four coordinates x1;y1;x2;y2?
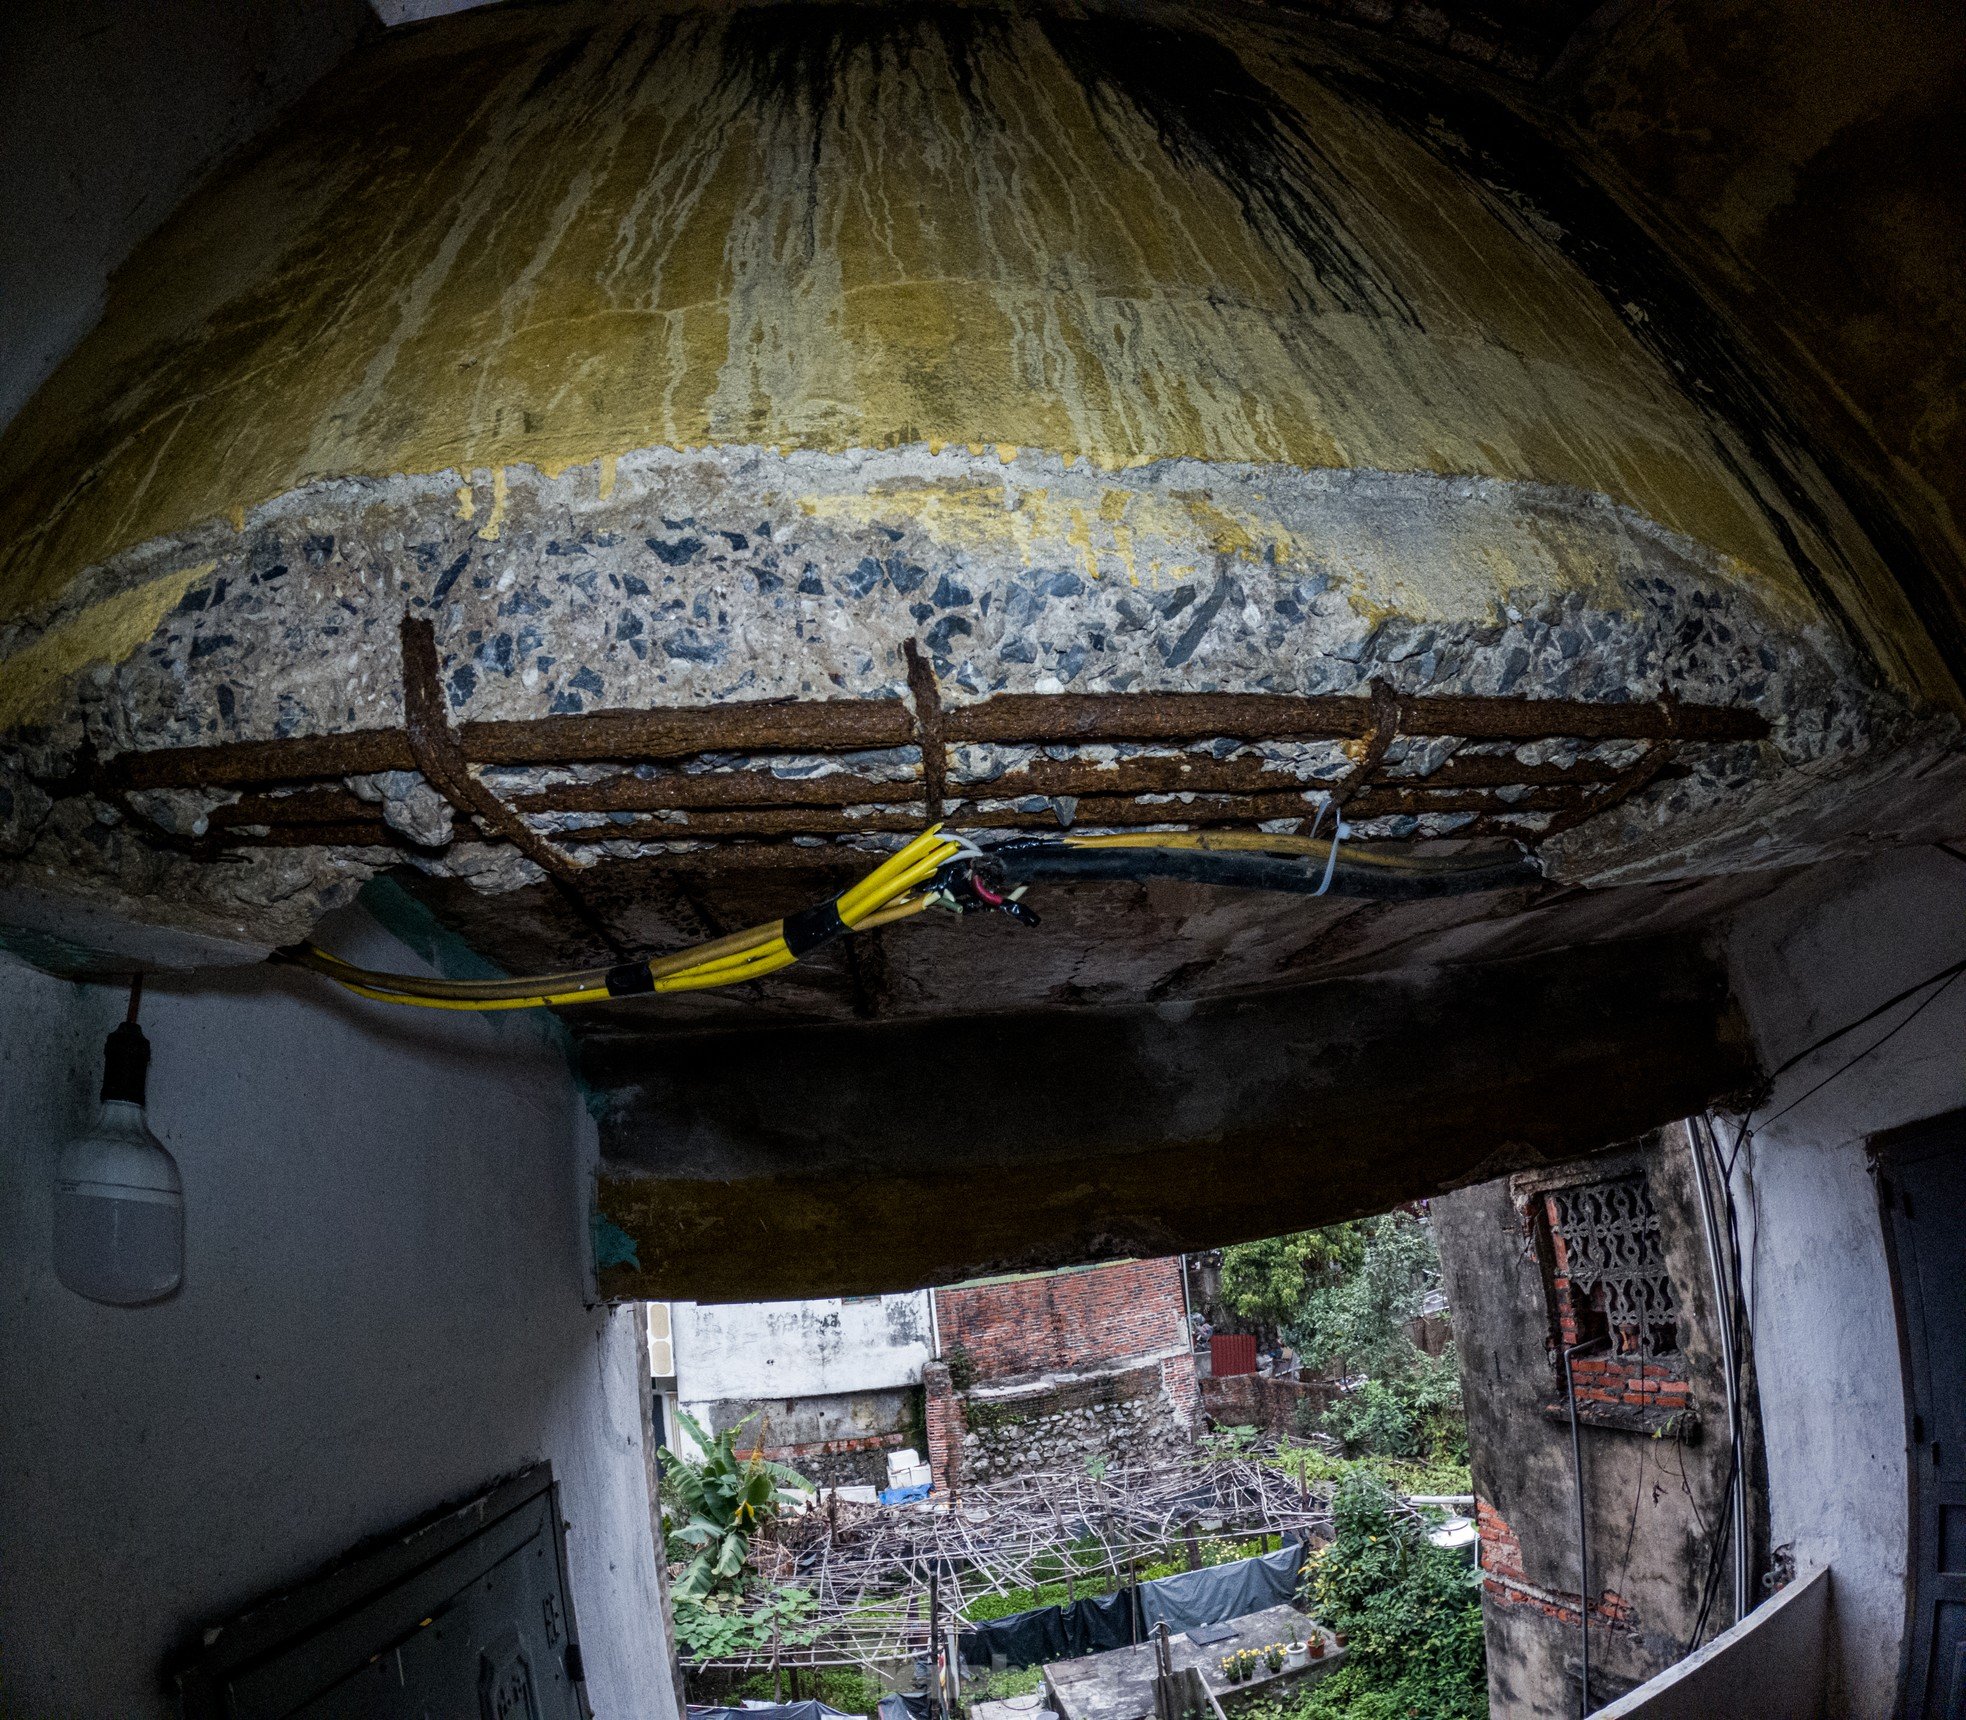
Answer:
994;844;1541;900
1563;1338;1609;1718
1688;1109;1760;1653
1758;956;1966;1088
1756;962;1966;1133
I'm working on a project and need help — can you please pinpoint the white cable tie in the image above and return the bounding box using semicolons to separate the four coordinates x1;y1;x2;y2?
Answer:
1311;803;1349;897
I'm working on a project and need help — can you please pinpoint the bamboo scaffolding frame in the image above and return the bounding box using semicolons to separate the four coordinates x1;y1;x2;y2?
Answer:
685;1452;1410;1673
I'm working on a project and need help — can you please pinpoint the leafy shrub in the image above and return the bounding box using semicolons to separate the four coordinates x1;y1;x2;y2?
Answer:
1299;1473;1486;1719
674;1586;819;1661
1321;1351;1465;1462
663;1410;810;1601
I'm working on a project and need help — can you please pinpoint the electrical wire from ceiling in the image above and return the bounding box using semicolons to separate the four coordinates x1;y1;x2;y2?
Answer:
277;825;1543;1012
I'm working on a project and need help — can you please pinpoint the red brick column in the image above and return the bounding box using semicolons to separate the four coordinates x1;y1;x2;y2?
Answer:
1160;1349;1201;1431
923;1360;967;1492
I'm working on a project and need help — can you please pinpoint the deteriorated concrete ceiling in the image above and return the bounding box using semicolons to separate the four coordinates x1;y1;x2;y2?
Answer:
0;0;1962;1287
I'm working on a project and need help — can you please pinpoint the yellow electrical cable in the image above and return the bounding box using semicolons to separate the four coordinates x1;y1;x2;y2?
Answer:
290;828;958;1011
288;823;1453;1013
1059;829;1451;872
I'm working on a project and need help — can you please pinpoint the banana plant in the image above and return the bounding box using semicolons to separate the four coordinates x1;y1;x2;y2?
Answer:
665;1409;810;1601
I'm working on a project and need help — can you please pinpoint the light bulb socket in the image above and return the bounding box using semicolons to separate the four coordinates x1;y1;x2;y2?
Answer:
100;1021;151;1106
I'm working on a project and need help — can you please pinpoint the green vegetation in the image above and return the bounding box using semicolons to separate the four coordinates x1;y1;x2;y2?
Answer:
971;1665;1046;1701
665;1410;811;1601
1215;1215;1481;1714
729;1667;886;1713
1220;1212;1467;1468
1218;1225;1367;1349
662;1411;818;1659
1265;1441;1472;1502
674;1586;820;1661
1232;1474;1486;1720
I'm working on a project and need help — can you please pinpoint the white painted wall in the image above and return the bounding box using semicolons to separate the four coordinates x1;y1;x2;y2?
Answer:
1594;1566;1830;1720
674;1294;935;1404
1724;843;1966;1717
0;912;678;1720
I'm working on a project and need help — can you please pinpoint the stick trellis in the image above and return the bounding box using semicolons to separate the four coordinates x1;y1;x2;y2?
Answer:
688;1453;1414;1673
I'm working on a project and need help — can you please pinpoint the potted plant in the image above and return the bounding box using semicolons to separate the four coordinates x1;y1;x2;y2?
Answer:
1263;1643;1285;1674
1307;1636;1326;1661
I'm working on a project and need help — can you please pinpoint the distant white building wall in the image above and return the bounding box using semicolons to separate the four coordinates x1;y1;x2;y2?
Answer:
653;1293;936;1466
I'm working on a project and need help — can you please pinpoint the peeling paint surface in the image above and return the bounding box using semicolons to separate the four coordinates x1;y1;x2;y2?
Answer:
0;0;1956;1004
0;0;1941;697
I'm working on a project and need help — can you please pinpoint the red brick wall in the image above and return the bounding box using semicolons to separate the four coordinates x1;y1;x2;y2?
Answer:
933;1258;1189;1383
1476;1499;1633;1631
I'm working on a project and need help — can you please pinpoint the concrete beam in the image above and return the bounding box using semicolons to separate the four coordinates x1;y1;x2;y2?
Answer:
593;934;1757;1299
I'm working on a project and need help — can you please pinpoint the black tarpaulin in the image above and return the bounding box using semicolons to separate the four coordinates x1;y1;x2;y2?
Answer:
1134;1540;1306;1634
957;1538;1307;1670
690;1703;862;1720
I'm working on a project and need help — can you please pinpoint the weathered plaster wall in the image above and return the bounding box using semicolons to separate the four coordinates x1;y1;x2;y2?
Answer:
595;934;1755;1299
1554;0;1966;685
690;1384;919;1488
1433;1128;1747;1717
0;0;1918;639
0;0;374;432
674;1291;933;1400
1720;842;1966;1716
0;917;677;1719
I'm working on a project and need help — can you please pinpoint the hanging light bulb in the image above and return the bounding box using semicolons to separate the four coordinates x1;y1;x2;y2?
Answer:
53;976;183;1305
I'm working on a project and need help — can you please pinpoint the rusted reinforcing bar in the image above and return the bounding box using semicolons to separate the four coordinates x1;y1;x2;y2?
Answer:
75;656;1768;859
397;615;627;951
104;685;1766;792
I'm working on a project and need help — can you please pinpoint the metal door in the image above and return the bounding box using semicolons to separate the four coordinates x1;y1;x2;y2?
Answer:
179;1466;589;1719
1878;1109;1966;1720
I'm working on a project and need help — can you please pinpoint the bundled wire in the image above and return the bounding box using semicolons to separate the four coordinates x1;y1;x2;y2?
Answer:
280;826;963;1011
283;824;1541;1012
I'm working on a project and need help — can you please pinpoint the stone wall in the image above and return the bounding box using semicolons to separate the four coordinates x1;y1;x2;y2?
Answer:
924;1353;1199;1490
923;1258;1199;1488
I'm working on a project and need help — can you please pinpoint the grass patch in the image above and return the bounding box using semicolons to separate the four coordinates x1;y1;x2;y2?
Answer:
731;1668;884;1715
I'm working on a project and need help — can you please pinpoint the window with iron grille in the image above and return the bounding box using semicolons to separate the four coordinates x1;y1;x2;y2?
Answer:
1541;1172;1681;1359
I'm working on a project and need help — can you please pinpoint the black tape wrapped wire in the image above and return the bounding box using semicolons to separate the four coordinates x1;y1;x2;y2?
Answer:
284;827;1541;1012
993;841;1540;900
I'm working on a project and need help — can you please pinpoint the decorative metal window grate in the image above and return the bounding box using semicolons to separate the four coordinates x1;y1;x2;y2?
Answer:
1547;1173;1680;1357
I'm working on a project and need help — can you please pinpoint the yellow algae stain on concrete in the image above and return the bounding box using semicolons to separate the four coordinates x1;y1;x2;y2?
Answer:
477;467;509;542
800;482;1301;590
598;454;618;501
454;484;476;523
0;562;214;732
0;0;1932;697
